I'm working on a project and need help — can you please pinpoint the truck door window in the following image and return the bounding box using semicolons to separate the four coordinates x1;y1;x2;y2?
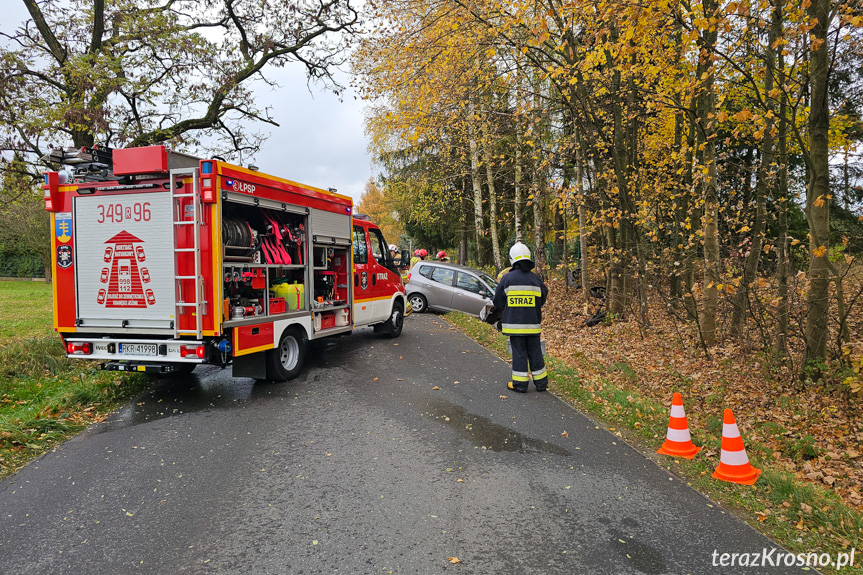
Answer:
352;226;368;264
430;267;455;286
455;272;483;294
369;229;387;265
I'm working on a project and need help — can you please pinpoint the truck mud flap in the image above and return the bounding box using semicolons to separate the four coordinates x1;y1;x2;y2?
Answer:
101;361;191;374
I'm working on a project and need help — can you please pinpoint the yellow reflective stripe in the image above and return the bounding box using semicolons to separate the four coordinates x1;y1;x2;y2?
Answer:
502;323;541;330
512;374;530;382
503;327;542;335
532;369;547;379
504;285;541;294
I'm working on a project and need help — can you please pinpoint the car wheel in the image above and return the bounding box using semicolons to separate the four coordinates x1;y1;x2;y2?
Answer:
408;293;427;313
383;301;404;338
266;327;307;382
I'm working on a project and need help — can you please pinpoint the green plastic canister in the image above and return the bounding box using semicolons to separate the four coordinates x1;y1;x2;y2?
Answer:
271;281;305;311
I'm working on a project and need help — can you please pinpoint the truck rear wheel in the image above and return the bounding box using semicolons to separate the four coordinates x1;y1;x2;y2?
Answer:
266;327;307;382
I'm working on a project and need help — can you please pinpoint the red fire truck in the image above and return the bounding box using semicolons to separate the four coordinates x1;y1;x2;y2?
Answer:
43;145;410;381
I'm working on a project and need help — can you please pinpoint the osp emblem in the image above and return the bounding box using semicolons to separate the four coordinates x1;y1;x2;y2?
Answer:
57;245;73;269
360;271;368;290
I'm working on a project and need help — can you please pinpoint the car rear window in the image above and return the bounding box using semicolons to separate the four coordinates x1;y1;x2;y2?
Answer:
418;264;434;279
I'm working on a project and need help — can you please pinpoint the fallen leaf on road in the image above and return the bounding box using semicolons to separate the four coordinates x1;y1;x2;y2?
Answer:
562;431;569;437
432;386;440;390
373;378;379;382
500;395;508;400
448;557;460;564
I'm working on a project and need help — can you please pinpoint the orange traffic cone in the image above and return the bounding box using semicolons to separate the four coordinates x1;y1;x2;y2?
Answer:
712;408;762;485
657;392;701;459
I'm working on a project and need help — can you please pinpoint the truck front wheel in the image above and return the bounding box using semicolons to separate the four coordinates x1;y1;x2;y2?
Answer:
383;301;404;338
266;327;307;382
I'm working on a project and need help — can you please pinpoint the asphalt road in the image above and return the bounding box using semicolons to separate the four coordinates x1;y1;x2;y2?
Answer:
0;314;816;574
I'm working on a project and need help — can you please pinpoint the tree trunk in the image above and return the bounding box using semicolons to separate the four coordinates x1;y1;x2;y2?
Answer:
699;0;721;347
515;132;524;243
480;119;503;270
459;184;469;265
467;93;486;265
514;64;524;243
532;172;546;271
606;54;633;316
775;0;789;359
731;13;777;339
531;86;546;270
577;140;590;308
682;101;699;320
804;0;831;363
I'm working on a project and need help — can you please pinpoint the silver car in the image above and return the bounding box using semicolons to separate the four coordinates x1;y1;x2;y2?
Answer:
406;261;498;316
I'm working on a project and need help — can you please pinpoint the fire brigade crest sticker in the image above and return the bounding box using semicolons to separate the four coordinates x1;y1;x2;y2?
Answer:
57;245;73;269
98;231;155;308
360;271;368;290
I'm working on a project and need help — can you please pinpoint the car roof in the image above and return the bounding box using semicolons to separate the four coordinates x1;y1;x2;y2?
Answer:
418;261;490;275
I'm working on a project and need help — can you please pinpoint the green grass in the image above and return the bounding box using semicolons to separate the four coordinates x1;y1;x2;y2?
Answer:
444;311;863;574
0;280;54;342
0;281;149;479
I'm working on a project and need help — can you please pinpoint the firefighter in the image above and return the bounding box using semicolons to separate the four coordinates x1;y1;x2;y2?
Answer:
409;248;427;270
492;242;548;393
437;250;448;262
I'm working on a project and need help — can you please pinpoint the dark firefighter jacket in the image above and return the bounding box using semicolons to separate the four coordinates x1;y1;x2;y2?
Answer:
492;267;548;336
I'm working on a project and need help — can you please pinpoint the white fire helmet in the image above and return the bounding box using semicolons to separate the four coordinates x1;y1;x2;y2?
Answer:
509;242;532;265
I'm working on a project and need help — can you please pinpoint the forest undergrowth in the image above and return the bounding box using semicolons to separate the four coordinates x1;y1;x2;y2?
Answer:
541;275;863;513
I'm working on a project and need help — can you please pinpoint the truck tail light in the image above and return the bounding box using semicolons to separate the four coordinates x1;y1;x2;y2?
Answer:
44;172;60;211
180;345;205;358
200;161;216;203
67;342;92;355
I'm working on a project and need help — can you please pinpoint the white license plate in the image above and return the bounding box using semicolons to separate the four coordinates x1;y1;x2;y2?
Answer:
119;343;157;356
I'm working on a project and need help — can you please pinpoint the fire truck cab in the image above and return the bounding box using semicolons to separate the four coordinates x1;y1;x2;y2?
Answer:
44;145;410;381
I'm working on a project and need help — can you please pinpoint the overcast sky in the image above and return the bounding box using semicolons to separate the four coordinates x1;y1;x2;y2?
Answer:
248;67;373;205
4;3;374;205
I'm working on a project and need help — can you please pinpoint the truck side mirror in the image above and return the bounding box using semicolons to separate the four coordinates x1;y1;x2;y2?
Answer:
401;249;410;267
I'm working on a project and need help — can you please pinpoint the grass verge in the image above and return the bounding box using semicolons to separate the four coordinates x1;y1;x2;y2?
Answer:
445;311;863;574
0;281;148;480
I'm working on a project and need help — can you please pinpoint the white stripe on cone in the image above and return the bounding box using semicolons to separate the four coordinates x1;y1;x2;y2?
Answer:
722;422;741;438
666;427;693;443
720;449;751;466
670;405;686;418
